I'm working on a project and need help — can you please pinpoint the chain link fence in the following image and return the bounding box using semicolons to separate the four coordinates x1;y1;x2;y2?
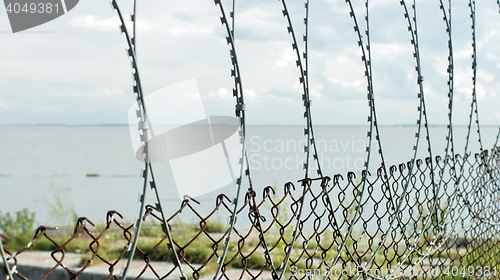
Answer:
2;0;499;279
1;146;499;279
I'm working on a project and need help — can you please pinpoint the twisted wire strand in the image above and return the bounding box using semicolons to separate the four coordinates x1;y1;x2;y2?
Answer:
351;0;403;277
274;2;329;278
117;1;148;278
0;237;13;280
387;0;464;267
368;2;499;278
412;0;492;259
460;0;499;221
109;2;187;279
211;1;250;279
230;0;235;37
398;0;443;270
361;0;394;211
356;3;439;276
439;0;455;173
108;1;152;278
358;0;403;257
464;0;481;157
357;1;443;278
302;0;323;179
345;0;408;277
295;1;348;269
226;2;279;277
130;0;136;50
408;0;482;257
461;0;500;226
228;1;280;278
422;3;499;258
277;0;322;180
322;1;383;276
472;2;500;213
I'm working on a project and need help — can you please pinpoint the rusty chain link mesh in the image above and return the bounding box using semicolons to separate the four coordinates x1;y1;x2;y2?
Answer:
1;0;499;279
1;147;499;279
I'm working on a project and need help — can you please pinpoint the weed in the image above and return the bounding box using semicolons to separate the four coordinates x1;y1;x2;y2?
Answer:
0;208;36;251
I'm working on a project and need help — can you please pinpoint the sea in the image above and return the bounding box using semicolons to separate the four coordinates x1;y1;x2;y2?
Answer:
0;125;497;227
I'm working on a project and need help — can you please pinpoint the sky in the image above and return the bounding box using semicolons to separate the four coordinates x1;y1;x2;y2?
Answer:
0;0;498;126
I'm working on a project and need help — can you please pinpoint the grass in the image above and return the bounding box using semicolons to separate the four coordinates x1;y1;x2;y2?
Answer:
1;209;499;279
461;238;500;270
1;208;36;251
135;236;214;264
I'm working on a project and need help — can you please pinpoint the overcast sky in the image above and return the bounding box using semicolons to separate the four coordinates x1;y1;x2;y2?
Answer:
0;0;498;126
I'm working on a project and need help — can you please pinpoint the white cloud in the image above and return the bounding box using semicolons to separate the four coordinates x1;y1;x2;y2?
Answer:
167;25;214;36
73;88;125;97
71;15;121;31
477;30;498;49
0;0;497;126
494;112;500;122
0;98;7;109
324;55;365;95
453;48;474;61
218;88;231;98
477;69;495;82
485;53;499;63
276;48;295;67
370;43;409;61
329;78;364;92
476;84;486;100
99;88;125;96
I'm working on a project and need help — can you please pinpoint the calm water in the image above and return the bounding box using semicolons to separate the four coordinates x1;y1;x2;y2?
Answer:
0;125;497;225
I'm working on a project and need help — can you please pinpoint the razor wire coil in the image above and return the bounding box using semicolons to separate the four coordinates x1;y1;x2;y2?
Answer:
1;1;499;280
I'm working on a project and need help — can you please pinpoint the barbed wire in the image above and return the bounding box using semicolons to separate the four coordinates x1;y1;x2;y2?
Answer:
109;1;187;279
1;1;499;280
210;1;252;279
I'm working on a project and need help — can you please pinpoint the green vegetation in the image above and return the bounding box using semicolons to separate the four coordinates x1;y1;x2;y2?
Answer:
0;208;36;250
461;239;500;270
1;207;498;279
229;253;267;269
44;186;78;228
